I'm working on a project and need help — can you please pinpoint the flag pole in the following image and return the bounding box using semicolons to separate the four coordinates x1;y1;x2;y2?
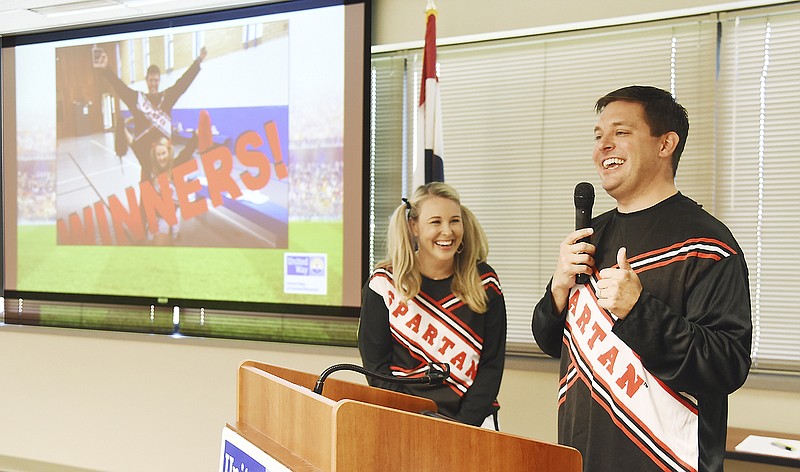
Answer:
415;0;444;189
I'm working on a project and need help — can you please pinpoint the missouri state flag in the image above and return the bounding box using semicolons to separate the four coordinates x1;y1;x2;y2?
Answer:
414;3;444;189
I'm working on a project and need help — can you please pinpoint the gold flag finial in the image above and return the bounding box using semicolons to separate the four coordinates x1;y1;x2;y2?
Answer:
426;0;437;14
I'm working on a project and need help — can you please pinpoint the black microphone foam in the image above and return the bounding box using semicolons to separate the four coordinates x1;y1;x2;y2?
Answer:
574;182;594;284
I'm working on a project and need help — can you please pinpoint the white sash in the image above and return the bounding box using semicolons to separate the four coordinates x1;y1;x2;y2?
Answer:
565;283;699;472
137;92;172;139
370;274;481;394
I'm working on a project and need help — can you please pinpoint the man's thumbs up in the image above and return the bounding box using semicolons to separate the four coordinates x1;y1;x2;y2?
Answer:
617;247;631;271
597;246;642;320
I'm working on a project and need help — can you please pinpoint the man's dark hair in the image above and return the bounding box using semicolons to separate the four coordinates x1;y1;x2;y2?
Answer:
146;64;161;77
595;85;689;176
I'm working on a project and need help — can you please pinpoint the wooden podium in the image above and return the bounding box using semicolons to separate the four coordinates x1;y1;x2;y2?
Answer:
229;360;582;471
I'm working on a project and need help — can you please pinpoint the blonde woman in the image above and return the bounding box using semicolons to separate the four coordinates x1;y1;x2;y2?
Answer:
358;182;507;429
147;136;182;245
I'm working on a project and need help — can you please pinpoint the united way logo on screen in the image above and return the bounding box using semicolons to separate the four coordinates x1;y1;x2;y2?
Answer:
284;253;327;295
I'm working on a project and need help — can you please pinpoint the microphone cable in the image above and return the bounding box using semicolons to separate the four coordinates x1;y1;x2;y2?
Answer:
312;362;449;395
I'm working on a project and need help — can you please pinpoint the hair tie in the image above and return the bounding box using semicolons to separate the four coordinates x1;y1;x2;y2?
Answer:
401;197;411;210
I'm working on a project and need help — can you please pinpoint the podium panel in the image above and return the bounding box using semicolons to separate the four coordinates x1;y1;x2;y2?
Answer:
233;360;581;471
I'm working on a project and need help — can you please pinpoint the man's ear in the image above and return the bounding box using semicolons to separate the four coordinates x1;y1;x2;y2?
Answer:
659;131;680;158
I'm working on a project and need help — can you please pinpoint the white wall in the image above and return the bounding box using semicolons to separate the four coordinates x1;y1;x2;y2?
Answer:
1;324;798;472
0;325;560;471
371;0;790;46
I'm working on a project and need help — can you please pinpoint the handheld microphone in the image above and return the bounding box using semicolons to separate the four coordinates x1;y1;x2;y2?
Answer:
574;182;595;285
313;362;450;395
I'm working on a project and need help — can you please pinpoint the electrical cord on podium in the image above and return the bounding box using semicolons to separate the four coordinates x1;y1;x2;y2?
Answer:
312;362;450;395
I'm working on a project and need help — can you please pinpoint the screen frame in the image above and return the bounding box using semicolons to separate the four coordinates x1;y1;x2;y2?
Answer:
1;0;371;318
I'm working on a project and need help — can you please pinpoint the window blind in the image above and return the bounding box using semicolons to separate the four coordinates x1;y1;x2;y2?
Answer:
716;6;800;372
371;15;720;354
370;55;410;270
371;6;800;373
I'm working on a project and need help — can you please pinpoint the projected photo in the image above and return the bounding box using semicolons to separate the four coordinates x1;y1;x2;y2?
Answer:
54;22;291;248
4;1;364;309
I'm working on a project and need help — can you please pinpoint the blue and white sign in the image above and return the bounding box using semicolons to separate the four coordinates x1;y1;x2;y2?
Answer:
284;252;327;295
219;426;291;472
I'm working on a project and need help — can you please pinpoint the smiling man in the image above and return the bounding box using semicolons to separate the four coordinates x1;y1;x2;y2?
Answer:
532;85;752;472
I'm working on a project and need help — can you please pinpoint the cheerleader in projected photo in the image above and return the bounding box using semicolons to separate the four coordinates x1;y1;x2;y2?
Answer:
144;136;199;245
96;46;207;183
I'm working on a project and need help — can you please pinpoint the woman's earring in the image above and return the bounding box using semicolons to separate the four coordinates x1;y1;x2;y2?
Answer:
456;242;464;254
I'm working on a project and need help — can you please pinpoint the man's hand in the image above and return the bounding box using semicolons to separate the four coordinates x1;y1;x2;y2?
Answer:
551;228;595;313
596;247;642;319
